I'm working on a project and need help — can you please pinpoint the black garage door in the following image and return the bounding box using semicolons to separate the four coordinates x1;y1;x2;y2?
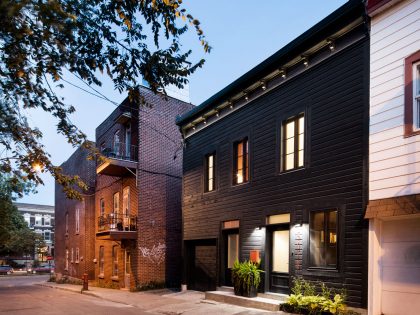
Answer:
186;239;217;291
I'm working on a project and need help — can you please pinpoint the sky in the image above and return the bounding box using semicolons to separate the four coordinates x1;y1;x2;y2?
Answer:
19;0;347;206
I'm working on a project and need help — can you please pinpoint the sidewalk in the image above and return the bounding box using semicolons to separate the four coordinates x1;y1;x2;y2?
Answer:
37;282;282;315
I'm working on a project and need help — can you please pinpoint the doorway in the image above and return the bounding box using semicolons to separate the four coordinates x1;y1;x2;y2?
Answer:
267;225;290;293
223;230;239;286
124;250;131;289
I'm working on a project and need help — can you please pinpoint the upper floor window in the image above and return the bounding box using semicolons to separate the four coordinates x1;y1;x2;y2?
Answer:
113;130;121;155
100;199;105;216
65;212;69;234
44;215;51;226
404;50;420;136
23;213;30;227
75;208;80;234
44;231;50;241
233;138;249;185
205;153;216;192
310;209;337;269
282;114;305;171
35;214;42;226
113;192;120;215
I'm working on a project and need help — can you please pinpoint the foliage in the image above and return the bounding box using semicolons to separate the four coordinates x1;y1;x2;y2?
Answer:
232;260;264;295
0;176;46;257
0;0;210;199
132;280;166;291
281;278;351;315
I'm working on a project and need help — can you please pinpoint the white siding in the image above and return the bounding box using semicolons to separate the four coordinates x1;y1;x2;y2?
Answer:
369;0;420;200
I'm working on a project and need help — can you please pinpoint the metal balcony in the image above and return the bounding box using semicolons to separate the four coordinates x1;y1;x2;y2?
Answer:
96;142;138;176
96;214;137;240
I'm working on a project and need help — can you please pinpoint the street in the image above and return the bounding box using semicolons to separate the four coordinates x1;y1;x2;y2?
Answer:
0;275;151;315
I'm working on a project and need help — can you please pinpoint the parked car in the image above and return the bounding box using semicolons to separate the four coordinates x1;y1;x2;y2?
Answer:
0;265;14;275
30;264;54;274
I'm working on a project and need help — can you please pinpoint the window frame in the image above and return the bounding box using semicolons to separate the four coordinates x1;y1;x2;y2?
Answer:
65;212;69;235
204;152;216;192
112;245;118;278
99;246;104;276
75;208;80;234
100;198;105;217
233;137;249;185
281;113;305;172
309;209;338;270
75;247;80;263
65;249;69;271
404;50;420;137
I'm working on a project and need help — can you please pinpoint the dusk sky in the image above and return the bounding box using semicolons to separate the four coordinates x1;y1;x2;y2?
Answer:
19;1;347;206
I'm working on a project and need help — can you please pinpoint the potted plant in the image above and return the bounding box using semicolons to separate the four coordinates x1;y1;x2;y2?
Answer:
232;260;263;298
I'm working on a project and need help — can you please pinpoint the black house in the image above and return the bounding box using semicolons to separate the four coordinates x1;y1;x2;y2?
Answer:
177;0;369;308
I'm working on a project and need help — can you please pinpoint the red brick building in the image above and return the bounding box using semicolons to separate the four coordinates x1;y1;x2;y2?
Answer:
55;86;193;289
55;143;96;280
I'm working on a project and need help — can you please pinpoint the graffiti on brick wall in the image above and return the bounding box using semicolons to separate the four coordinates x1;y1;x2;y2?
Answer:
139;242;166;265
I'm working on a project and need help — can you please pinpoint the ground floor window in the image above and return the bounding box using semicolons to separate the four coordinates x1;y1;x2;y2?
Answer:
99;246;104;275
310;209;337;268
227;233;239;268
112;246;118;277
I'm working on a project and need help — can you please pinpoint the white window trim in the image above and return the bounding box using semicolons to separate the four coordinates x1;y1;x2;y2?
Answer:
71;248;74;263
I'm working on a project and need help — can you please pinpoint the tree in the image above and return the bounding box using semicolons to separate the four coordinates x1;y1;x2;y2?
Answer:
0;177;45;258
0;0;210;199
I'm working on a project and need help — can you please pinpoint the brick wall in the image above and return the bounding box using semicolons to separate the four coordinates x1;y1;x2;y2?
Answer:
55;143;96;280
136;87;194;288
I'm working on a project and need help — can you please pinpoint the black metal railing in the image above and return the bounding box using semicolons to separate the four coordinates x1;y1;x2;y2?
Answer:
101;142;138;162
98;214;137;232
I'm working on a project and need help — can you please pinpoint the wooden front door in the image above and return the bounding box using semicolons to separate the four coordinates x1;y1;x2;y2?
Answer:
268;226;290;293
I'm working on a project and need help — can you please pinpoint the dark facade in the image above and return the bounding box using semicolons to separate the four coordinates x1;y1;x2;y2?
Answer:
178;1;369;308
55;143;96;280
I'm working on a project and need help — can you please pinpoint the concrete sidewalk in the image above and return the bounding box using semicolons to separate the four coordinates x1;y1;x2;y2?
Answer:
37;282;281;315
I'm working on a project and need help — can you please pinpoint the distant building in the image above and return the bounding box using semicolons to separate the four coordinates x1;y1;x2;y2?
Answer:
14;202;55;260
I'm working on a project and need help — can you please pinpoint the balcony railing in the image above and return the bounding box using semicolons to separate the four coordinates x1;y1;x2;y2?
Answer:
98;214;137;232
101;142;138;162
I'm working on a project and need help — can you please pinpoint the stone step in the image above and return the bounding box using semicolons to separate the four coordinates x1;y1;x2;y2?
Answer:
205;290;281;312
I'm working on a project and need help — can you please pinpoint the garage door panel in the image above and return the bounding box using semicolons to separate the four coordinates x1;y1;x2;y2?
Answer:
382;266;420;293
382;290;420;315
382;241;420;267
382;218;420;242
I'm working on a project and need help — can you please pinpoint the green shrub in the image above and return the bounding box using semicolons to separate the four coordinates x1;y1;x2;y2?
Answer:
281;278;352;315
132;281;166;292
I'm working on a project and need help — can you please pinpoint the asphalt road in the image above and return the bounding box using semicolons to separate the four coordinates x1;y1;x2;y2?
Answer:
0;275;151;315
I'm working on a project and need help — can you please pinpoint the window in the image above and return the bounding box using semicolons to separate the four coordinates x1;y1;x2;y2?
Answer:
282;114;305;171
100;198;105;217
23;213;30;227
75;248;79;263
112;246;118;277
44;231;50;241
233;138;249;184
405;50;420;136
71;248;74;263
205;153;216;192
65;249;69;271
113;192;120;215
65;212;69;234
310;209;337;268
44;215;51;226
35;214;42;226
99;246;104;275
75;208;80;234
113;130;121;155
227;233;239;269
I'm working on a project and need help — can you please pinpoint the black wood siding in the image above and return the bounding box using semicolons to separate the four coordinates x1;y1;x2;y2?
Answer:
182;36;369;307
